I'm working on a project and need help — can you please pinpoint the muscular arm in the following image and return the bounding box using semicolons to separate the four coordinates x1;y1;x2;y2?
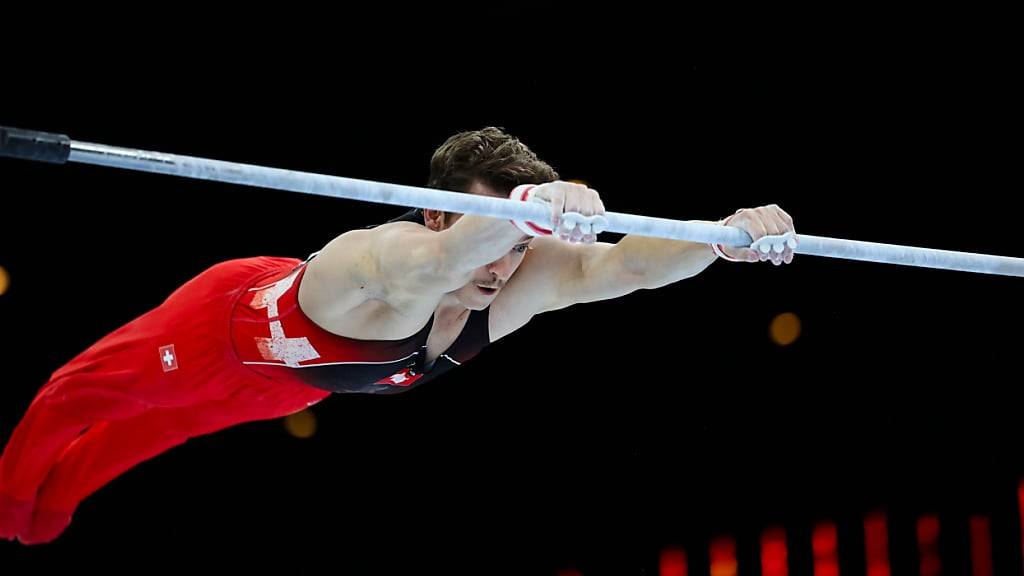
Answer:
301;214;525;317
492;205;797;340
600;229;719;290
489;231;717;340
529;229;717;309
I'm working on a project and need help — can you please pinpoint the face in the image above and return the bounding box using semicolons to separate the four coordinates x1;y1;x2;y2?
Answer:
425;181;533;310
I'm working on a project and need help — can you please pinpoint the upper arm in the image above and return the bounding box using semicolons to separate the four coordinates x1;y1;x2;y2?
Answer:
531;237;650;312
301;223;468;317
489;237;649;340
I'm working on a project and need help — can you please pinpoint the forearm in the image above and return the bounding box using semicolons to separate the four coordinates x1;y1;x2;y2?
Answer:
437;214;524;273
616;220;719;289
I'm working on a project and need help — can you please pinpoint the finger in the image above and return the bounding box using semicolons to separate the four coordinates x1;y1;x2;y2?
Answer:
548;187;566;229
723;247;758;262
563;187;583;217
578;191;597;217
561;180;585;214
738;210;768;241
584;188;603;218
771;204;795;230
558;217;576;242
759;209;785;237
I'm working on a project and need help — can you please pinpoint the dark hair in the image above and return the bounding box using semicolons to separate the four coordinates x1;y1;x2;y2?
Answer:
427;127;559;195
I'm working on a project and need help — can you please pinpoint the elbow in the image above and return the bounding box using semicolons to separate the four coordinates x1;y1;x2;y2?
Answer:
414;234;473;292
636;257;713;290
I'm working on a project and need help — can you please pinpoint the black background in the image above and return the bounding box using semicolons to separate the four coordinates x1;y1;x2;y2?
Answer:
2;28;1022;575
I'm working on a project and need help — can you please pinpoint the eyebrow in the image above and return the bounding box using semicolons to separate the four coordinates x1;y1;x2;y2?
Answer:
517;235;532;243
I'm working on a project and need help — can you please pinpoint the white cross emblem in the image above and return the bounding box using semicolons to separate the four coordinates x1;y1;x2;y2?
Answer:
377;368;420;387
158;344;179;372
249;269;321;367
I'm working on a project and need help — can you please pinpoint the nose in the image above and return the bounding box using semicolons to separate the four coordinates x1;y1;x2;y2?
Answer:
486;253;517;281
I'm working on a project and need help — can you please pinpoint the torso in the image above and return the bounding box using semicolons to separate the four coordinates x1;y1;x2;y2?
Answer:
294;209;552;356
423;307;471;366
232;260;492;395
298;277;484;367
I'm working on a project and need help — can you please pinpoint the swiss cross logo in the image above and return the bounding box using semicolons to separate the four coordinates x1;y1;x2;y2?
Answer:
376;368;423;387
248;269;321;367
158;345;179;372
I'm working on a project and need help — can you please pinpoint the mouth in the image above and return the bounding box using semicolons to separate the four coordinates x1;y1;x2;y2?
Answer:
476;285;499;295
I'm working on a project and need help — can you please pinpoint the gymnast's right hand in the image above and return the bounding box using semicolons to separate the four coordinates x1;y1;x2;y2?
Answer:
512;180;608;244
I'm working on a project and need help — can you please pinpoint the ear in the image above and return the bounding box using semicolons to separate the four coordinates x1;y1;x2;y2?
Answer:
423;208;448;232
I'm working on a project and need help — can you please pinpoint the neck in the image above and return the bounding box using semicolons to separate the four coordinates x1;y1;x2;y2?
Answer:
437;292;470;317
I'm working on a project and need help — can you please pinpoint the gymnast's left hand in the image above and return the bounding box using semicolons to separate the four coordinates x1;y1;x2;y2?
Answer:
720;205;797;265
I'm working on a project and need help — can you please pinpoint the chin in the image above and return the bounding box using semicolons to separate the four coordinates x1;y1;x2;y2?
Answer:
461;297;492;311
456;288;498;310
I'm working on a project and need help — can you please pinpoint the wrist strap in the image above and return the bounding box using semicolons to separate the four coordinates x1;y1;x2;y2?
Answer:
711;213;743;262
509;184;554;237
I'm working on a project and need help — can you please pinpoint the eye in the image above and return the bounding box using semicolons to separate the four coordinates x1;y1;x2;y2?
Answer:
513;243;530;254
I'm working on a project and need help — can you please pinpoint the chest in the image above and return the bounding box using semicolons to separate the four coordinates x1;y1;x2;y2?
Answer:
423;310;471;366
